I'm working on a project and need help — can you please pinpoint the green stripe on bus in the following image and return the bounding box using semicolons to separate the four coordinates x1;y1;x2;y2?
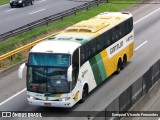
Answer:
89;57;102;85
95;54;107;81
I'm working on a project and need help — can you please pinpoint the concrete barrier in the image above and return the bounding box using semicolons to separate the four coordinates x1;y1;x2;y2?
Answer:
122;80;160;120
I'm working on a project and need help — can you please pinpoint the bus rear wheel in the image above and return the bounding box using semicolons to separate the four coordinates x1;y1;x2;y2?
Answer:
115;59;122;74
79;85;88;103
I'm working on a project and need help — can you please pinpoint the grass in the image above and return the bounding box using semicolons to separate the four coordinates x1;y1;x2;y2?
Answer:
0;0;8;6
0;0;140;67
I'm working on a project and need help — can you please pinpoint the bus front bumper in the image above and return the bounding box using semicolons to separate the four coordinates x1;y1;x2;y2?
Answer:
27;98;75;108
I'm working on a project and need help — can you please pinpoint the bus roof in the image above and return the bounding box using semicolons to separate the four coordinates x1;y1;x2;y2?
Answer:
30;40;81;54
30;12;132;54
65;12;131;33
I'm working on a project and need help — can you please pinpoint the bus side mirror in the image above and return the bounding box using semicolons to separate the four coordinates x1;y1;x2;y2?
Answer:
18;63;26;79
67;65;73;82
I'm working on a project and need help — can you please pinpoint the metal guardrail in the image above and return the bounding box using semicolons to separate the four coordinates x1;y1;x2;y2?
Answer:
0;33;58;62
0;0;106;42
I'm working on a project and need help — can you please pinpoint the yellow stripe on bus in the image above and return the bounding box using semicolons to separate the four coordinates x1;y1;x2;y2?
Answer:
55;94;62;97
100;50;109;77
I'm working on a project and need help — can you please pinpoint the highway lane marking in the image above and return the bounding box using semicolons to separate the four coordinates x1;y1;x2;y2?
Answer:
134;7;160;25
4;9;15;13
38;0;46;3
0;88;26;106
29;9;46;15
134;41;148;51
0;6;159;106
133;8;160;52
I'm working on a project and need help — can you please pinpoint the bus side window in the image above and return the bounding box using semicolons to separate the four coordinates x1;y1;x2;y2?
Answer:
88;41;96;57
124;18;133;35
96;41;101;52
116;26;121;39
99;34;105;50
104;31;111;47
80;46;85;66
85;44;90;59
129;17;133;32
73;48;79;69
120;22;125;37
72;49;80;89
125;20;130;34
110;28;118;44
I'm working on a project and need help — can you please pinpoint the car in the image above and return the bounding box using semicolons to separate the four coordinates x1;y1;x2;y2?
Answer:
10;0;34;8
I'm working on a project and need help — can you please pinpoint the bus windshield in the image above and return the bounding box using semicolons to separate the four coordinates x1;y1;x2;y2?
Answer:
27;53;71;94
28;53;70;67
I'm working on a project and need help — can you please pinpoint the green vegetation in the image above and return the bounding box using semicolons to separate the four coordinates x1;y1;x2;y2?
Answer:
0;0;140;67
108;0;139;3
0;0;8;5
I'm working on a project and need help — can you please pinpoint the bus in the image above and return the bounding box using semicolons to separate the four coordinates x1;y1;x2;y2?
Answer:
18;12;134;107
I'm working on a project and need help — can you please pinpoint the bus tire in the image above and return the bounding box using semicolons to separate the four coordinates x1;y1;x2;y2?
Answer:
121;54;127;70
31;0;34;5
115;59;122;74
21;3;25;7
79;85;88;103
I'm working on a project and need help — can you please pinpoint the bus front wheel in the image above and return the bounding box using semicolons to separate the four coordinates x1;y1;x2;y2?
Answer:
121;55;127;70
79;85;88;103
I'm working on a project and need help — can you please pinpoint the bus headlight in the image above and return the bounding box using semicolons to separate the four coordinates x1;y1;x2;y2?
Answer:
59;97;70;101
19;0;22;3
28;95;36;100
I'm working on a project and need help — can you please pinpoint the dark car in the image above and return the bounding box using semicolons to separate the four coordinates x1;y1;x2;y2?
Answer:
10;0;34;8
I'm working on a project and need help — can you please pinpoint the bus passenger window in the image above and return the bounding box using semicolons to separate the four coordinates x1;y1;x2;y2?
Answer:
106;40;111;47
97;44;100;51
80;46;85;65
81;54;85;61
116;26;121;39
99;35;105;50
103;31;111;47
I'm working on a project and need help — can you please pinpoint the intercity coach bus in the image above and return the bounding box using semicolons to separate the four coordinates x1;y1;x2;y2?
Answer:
18;12;134;107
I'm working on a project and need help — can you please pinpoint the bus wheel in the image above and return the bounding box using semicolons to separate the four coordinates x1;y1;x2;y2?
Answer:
121;55;127;70
21;3;25;7
31;0;34;5
79;85;88;103
115;59;122;74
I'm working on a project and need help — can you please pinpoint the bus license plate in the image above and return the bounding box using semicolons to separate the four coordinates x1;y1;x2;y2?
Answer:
44;103;51;106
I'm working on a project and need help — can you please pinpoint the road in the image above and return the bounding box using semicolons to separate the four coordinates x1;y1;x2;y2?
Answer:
0;0;160;120
0;0;89;34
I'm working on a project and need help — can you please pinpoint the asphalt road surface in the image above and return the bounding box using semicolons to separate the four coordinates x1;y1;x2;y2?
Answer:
0;0;160;120
0;0;89;34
